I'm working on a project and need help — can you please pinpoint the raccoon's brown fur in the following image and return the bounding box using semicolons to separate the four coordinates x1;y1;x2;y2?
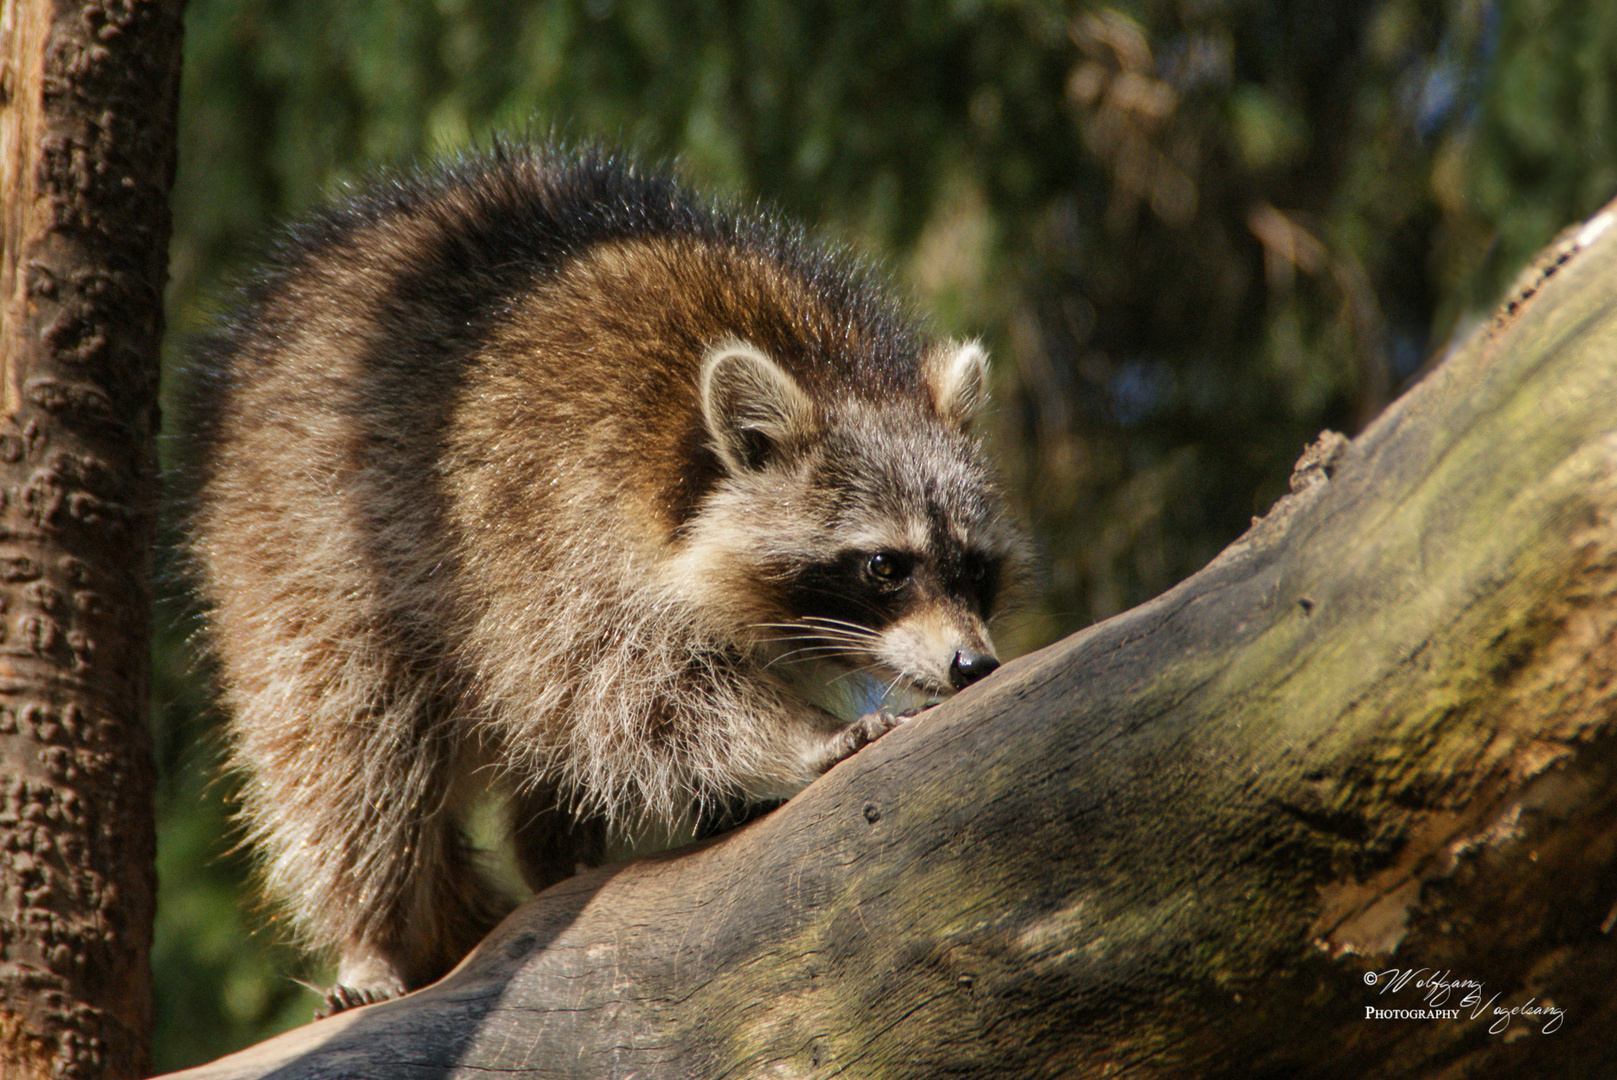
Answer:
184;143;1031;1009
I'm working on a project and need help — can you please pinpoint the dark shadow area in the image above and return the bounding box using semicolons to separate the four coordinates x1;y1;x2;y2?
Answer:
252;865;619;1080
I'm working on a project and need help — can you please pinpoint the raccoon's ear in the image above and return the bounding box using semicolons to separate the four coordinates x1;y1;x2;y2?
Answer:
700;340;820;473
925;340;990;430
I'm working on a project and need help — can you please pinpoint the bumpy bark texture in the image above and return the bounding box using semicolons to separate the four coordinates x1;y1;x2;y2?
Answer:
0;0;182;1076
165;202;1617;1079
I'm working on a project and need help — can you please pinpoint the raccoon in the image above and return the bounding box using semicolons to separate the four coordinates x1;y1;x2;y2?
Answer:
183;143;1031;1012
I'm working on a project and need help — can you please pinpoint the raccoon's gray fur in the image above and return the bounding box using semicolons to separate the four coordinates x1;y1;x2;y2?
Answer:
184;143;1031;1009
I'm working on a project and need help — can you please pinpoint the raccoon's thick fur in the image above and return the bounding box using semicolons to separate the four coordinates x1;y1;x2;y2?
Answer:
184;143;1031;1009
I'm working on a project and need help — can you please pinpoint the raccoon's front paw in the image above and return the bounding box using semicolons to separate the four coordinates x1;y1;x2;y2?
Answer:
316;982;401;1019
810;709;908;775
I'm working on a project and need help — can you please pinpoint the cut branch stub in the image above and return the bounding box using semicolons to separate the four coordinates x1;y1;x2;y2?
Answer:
166;205;1617;1079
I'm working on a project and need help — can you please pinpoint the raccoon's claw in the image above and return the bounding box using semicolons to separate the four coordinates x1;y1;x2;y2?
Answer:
850;708;905;749
316;982;399;1019
810;709;908;774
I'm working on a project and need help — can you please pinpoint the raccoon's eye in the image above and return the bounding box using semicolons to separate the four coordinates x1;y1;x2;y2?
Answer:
959;551;1001;614
866;551;911;587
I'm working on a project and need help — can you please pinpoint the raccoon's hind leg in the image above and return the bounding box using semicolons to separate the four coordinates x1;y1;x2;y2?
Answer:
230;690;509;1017
318;819;510;1017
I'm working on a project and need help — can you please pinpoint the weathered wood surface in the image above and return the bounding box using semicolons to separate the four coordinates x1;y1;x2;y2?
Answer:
165;202;1617;1079
0;0;183;1076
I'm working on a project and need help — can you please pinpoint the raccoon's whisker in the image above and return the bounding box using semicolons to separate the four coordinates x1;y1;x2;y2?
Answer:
763;640;853;659
765;644;846;663
766;644;864;667
797;615;884;641
756;633;833;648
791;630;882;648
796;631;867;646
754;627;872;648
756;625;872;642
881;670;909;699
826;663;883;686
752;619;880;644
798;616;873;632
797;615;875;633
757;631;876;652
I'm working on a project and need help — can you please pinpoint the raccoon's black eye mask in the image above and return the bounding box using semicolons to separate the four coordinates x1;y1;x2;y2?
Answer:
782;545;1003;629
782;550;915;629
865;550;914;588
956;550;1001;616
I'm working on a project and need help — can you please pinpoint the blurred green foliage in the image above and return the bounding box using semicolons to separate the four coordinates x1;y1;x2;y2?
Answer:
152;0;1617;1068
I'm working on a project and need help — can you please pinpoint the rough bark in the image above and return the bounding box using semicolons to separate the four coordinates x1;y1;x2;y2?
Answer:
164;201;1617;1079
0;0;182;1076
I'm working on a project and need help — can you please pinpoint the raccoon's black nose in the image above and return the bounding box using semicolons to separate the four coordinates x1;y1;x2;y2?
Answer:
949;650;1000;689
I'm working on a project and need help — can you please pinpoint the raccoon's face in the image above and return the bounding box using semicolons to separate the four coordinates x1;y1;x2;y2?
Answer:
682;338;1030;720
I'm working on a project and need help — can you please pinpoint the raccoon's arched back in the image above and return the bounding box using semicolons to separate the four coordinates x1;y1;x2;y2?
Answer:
418;142;926;392
181;142;930;542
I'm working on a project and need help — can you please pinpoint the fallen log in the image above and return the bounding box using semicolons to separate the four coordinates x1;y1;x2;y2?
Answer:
163;200;1617;1079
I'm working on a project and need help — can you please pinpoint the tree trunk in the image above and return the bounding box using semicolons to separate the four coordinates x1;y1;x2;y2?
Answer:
162;202;1617;1079
0;0;182;1076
